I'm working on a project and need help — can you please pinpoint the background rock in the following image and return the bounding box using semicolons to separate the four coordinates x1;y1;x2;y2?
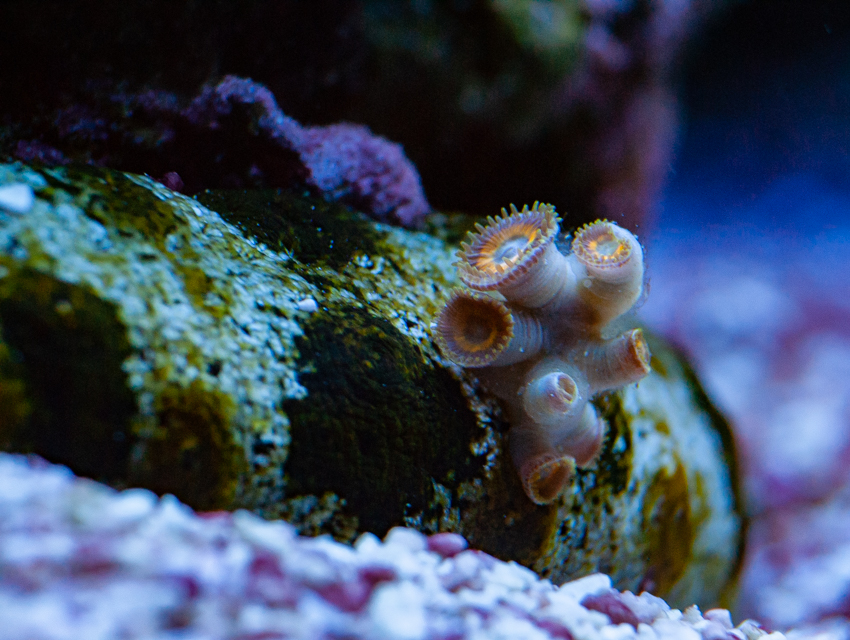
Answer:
0;0;724;228
8;74;430;227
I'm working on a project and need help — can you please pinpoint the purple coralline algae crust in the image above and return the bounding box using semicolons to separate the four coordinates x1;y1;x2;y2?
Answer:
181;75;303;144
296;123;429;227
0;452;791;640
12;75;430;227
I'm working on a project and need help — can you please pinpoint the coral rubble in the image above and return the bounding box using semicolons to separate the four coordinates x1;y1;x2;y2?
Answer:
0;452;784;640
435;203;649;504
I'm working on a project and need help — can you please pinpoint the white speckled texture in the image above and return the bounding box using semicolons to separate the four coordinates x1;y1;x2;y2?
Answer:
0;163;323;508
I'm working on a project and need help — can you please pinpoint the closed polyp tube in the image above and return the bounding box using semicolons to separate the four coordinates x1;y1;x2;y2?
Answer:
522;369;586;426
581;328;652;393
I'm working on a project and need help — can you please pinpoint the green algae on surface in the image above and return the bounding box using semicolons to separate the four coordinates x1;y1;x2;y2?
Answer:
0;340;30;434
283;303;481;538
0;162;475;519
0;262;137;483
0;162;742;608
625;333;742;608
641;462;694;597
0;162;311;510
130;379;245;511
196;188;385;271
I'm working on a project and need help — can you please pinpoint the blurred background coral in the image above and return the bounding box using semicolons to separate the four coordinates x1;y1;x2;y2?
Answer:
644;0;850;630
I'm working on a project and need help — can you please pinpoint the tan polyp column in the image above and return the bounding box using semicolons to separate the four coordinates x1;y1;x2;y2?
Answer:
490;309;545;366
581;328;652;393
553;403;606;467
509;420;576;505
497;243;575;309
572;222;644;328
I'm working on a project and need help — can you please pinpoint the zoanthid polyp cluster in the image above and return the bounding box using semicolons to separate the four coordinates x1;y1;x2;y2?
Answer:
434;203;651;505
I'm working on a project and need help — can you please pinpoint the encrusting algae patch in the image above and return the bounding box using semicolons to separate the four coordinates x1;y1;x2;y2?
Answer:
0;162;742;608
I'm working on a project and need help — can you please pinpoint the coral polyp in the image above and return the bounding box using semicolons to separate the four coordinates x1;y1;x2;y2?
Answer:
522;367;585;425
434;290;543;367
435;203;650;505
516;452;576;506
572;220;645;328
456;203;565;306
572;220;634;268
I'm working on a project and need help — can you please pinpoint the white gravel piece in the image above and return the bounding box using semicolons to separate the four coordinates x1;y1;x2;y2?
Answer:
0;182;34;213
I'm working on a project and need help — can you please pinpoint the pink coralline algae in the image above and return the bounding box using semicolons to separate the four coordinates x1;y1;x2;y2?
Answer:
0;452;789;640
434;204;649;504
296;122;429;227
13;75;430;227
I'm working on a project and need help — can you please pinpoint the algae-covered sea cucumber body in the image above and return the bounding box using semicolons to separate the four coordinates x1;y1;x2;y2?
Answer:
0;162;742;608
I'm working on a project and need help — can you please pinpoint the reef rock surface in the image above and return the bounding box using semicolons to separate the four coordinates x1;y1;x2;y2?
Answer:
0;162;741;607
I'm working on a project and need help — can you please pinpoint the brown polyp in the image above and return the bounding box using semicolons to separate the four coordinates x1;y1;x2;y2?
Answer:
522;367;585;425
520;452;576;505
457;202;559;292
571;220;632;270
434;290;514;367
434;203;649;504
583;328;652;392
